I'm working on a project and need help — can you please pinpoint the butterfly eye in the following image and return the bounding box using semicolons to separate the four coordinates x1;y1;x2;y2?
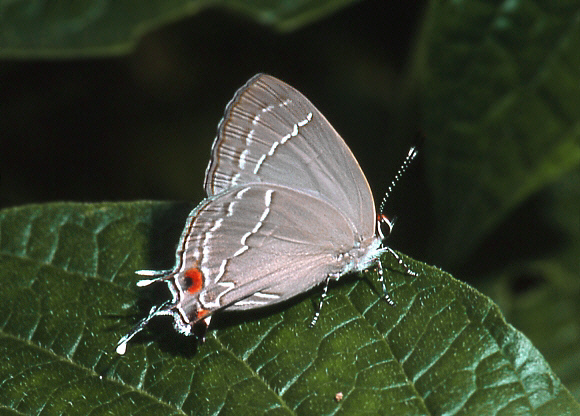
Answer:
377;214;395;241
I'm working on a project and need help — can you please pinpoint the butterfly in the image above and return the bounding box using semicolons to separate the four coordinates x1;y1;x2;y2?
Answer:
117;74;418;355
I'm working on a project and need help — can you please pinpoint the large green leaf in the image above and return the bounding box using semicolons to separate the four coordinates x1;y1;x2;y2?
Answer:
1;202;578;414
0;0;361;57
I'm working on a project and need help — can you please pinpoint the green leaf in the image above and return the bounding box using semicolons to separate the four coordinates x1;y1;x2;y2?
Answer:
0;0;361;57
1;202;578;414
419;0;580;266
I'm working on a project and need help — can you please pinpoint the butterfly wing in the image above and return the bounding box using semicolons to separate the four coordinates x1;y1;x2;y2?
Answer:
204;74;376;238
176;183;364;317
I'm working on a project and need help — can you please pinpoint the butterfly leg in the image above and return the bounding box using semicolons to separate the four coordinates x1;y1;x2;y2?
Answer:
376;258;395;306
377;248;418;306
310;273;339;327
386;247;417;277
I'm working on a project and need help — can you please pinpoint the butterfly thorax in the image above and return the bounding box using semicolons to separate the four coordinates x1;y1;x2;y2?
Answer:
336;236;383;277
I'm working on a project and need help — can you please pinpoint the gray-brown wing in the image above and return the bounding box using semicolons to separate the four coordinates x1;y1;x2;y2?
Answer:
204;74;376;239
180;183;356;312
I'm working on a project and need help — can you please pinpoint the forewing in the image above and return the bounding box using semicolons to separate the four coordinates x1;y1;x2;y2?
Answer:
204;73;375;237
181;184;356;312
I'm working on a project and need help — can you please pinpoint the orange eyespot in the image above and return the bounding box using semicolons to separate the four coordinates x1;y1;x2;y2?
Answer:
184;268;204;294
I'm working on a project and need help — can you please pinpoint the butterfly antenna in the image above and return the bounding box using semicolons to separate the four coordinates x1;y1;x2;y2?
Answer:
379;134;423;215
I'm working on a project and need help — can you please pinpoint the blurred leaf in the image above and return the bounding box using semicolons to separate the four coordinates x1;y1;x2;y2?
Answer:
0;0;361;57
1;202;578;414
419;0;580;267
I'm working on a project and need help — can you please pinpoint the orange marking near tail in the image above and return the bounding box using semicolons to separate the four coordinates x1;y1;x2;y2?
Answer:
185;268;204;294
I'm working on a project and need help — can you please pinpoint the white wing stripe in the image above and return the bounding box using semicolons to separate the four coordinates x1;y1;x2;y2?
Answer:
239;149;249;169
252;112;313;174
253;292;281;299
214;259;228;283
254;154;267;174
